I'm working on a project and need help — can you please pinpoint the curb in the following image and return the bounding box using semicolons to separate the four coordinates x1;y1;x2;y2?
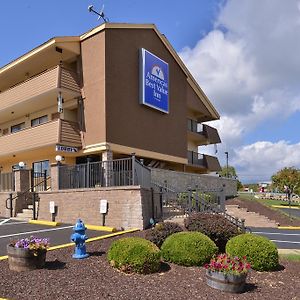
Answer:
85;224;117;232
28;220;61;226
0;228;140;260
272;205;299;210
278;226;300;230
278;249;300;255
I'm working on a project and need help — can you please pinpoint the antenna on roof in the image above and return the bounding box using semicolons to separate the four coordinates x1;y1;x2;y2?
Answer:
88;4;109;23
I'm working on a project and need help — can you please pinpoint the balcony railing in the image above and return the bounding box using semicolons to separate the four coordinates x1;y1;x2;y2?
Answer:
0;172;15;192
58;157;151;189
0;65;81;116
0;119;81;158
187;151;221;172
187;119;221;145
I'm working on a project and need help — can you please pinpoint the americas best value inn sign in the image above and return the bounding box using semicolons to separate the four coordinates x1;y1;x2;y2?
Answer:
139;48;169;113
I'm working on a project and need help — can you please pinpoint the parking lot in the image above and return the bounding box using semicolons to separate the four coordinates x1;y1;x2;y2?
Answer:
0;218;109;256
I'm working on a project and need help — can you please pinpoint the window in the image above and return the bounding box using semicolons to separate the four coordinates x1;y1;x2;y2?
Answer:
31;115;48;127
11;122;25;133
32;160;50;176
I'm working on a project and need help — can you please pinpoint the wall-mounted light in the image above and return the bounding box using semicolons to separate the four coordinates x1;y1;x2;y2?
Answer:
57;92;64;113
55;155;65;163
18;161;25;169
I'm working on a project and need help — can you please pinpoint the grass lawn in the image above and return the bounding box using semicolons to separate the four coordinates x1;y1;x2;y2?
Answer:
279;254;300;262
237;193;300;220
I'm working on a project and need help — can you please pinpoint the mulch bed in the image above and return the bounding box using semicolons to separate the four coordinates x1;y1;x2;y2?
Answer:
226;197;300;227
0;232;299;300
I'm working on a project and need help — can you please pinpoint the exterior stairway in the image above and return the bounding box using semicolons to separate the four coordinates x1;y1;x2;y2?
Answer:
12;204;37;221
225;204;279;228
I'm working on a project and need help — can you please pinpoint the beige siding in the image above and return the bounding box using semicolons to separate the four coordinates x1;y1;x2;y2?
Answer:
0;68;58;112
60;67;81;93
0;121;59;157
0;66;81;113
59;119;81;146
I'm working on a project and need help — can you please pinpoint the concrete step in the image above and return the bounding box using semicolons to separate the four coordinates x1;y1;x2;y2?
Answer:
225;205;278;228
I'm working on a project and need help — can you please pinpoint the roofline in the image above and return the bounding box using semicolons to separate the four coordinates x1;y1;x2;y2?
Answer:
0;36;80;76
80;23;220;120
1;23;219;120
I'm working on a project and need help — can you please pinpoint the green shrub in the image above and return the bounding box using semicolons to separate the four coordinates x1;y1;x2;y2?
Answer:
107;237;161;274
161;231;218;266
184;213;241;252
226;233;279;271
145;222;183;248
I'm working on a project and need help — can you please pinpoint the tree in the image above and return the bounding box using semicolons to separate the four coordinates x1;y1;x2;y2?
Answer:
219;165;237;178
271;167;300;195
218;165;243;190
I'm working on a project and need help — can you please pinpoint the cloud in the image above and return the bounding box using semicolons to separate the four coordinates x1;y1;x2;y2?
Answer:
233;141;300;182
179;0;300;181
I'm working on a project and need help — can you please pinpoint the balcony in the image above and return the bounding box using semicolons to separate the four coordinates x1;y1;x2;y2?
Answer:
0;119;81;158
187;119;221;145
187;151;221;172
0;66;81;123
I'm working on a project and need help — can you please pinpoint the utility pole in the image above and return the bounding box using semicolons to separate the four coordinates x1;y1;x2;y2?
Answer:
225;152;229;178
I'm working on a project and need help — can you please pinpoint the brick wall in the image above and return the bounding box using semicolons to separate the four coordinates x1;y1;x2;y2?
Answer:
37;186;161;230
151;168;237;197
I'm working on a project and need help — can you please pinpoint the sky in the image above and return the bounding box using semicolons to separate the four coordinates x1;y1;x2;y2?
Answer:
1;0;300;183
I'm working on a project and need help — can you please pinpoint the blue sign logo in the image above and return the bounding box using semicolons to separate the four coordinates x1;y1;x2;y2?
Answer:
140;48;169;113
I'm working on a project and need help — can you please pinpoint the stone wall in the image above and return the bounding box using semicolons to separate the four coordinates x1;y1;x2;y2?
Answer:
0;192;28;218
37;186;162;230
151;168;237;197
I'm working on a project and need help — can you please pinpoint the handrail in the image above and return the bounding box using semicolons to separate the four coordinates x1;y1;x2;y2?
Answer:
152;179;247;232
5;176;51;211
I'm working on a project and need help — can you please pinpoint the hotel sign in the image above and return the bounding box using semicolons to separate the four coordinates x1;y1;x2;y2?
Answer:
56;145;78;153
140;48;169;113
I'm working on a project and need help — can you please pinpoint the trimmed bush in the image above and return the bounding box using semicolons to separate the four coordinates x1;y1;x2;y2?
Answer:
161;231;218;266
184;213;241;252
226;233;279;271
145;222;183;248
107;237;161;274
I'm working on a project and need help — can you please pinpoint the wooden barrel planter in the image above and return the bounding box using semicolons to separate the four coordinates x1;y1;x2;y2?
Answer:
206;270;247;293
7;245;47;272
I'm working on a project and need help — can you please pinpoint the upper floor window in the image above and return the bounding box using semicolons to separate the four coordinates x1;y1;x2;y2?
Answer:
11;122;25;133
31;115;48;127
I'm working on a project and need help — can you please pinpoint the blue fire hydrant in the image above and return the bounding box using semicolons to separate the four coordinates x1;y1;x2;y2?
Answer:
71;219;89;259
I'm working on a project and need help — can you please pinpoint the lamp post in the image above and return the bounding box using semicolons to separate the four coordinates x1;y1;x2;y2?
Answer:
225;152;229;178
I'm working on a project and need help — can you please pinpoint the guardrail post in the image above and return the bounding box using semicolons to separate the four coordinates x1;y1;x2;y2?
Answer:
9;193;13;217
187;186;192;215
131;153;136;185
33;192;37;220
43;170;47;191
219;184;226;211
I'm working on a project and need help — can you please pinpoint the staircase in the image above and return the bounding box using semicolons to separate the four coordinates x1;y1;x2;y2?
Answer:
225;205;278;228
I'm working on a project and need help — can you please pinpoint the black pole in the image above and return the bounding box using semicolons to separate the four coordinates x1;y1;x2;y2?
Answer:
33;192;36;220
43;170;47;191
9;193;13;218
225;152;229;178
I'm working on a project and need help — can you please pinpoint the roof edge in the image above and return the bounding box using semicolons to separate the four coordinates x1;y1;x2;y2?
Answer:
0;36;80;75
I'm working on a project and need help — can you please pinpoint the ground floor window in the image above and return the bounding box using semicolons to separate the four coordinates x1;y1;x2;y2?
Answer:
32;160;50;176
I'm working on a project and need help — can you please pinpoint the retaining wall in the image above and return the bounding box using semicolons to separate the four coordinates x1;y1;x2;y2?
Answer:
151;168;237;197
37;186;162;230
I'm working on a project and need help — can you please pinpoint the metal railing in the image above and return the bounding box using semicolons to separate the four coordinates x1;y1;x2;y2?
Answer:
187;119;204;134
58;157;151;190
31;170;50;192
152;180;246;232
5;176;51;219
187;151;204;166
0;172;15;192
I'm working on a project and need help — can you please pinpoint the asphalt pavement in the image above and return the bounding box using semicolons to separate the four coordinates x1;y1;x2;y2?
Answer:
251;227;300;249
0;218;108;256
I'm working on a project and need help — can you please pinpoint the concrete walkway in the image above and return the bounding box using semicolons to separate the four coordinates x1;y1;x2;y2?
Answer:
226;204;279;228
